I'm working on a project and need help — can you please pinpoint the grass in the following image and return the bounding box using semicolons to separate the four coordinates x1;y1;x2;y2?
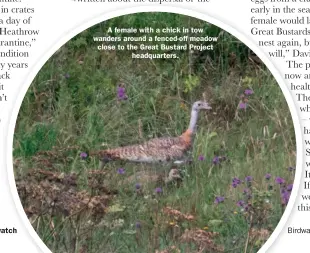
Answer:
13;13;295;253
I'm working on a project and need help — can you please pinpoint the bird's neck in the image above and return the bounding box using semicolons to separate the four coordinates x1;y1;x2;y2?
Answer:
188;109;199;134
181;109;199;144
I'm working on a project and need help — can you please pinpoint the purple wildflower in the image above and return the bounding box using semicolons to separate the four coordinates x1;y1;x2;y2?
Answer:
245;176;253;182
287;184;293;192
244;89;254;95
243;188;252;199
155;187;162;194
117;85;128;101
237;200;245;207
288;166;295;172
212;156;220;165
117;168;125;175
232;177;242;188
281;190;291;205
232;183;238;188
135;221;141;229
198;155;205;161
64;73;70;79
214;196;225;204
265;173;271;180
243;205;250;212
239;102;247;109
233;177;241;184
80;152;88;160
243;188;250;194
275;177;285;185
135;183;141;190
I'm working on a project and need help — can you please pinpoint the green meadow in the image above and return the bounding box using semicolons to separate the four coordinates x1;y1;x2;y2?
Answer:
13;13;296;253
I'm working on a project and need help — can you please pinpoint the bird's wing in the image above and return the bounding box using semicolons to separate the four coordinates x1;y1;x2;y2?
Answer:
97;136;191;163
144;136;188;149
141;136;191;161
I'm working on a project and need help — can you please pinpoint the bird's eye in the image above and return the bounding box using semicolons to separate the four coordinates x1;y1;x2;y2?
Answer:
198;103;201;106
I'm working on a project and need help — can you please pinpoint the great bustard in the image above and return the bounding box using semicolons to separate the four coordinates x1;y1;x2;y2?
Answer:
90;101;211;169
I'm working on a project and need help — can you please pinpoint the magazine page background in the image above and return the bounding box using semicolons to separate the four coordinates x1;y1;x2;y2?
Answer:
0;0;305;252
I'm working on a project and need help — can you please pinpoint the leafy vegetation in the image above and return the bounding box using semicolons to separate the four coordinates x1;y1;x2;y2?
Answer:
14;13;295;253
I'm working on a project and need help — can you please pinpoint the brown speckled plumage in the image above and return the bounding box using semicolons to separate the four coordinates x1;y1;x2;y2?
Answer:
94;131;192;164
90;101;211;167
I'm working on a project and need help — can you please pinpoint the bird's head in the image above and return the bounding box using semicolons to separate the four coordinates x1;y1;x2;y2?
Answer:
192;101;212;111
167;168;182;181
